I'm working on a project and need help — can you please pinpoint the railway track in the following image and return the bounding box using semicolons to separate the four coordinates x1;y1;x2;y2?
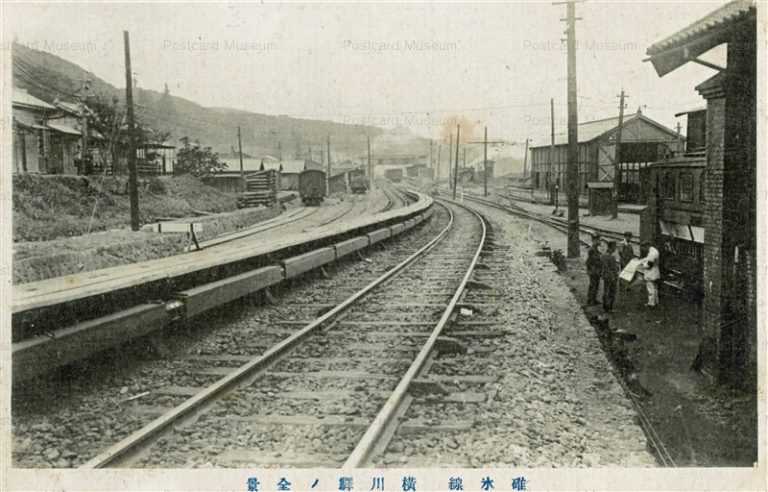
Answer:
76;199;487;468
461;193;638;249
459;195;676;467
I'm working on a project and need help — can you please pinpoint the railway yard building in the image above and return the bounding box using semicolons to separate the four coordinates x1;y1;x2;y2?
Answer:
646;0;757;387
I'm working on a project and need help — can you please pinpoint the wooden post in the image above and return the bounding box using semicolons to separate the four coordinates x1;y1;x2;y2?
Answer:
560;1;581;258
453;125;460;200
237;126;245;192
522;137;530;179
367;134;373;192
326;135;331;192
483;126;488;197
550;97;556;205
612;89;627;219
448;133;453;187
124;31;139;231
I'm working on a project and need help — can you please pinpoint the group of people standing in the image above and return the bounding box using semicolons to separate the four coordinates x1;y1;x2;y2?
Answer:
586;231;660;312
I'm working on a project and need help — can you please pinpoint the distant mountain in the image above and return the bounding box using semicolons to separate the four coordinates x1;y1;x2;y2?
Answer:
12;42;429;161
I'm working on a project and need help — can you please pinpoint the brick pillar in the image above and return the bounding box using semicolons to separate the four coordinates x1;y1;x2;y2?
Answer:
696;22;756;387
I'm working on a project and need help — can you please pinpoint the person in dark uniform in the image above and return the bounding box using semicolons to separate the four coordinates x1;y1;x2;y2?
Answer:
601;241;619;312
619;231;635;270
586;234;602;306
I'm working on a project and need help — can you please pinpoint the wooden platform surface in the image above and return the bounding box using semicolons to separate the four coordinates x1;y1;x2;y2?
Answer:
12;191;429;315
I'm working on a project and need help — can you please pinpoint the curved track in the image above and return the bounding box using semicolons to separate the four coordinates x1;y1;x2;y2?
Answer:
80;199;485;468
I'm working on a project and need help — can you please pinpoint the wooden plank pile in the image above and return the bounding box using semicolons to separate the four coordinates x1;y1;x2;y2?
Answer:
238;170;278;208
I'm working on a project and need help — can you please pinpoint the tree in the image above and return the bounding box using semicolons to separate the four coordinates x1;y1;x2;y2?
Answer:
175;136;228;177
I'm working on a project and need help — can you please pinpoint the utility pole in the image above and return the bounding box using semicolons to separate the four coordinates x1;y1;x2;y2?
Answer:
448;133;453;187
237;126;245;192
550;97;556;205
453;125;460;200
326;135;331;191
124;31;139;231
277;141;282;162
483;126;488;197
436;144;441;181
79;79;90;175
429;140;433;170
522;137;530;178
367;134;373;192
613;89;628;219
557;0;581;258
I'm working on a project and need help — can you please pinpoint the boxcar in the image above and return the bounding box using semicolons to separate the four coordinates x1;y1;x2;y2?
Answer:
298;169;327;206
639;155;706;296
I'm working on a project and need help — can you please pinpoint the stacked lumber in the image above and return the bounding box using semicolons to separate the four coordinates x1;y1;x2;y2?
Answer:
238;170;278;208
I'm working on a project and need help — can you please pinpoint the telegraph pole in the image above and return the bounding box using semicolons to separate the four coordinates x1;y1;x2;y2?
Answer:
237;126;245;192
429;140;434;170
453;125;460;200
550;97;556;205
326;135;332;191
448;133;453;187
367;134;373;192
124;31;139;231
522;137;530;178
613;89;627;219
556;0;581;258
79;79;90;175
483;126;488;197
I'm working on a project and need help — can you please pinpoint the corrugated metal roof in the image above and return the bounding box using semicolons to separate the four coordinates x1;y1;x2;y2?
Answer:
12;88;55;110
647;0;755;56
531;112;679;148
531;114;634;148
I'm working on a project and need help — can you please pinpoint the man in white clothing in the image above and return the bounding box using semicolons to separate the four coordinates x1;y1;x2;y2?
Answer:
639;241;660;307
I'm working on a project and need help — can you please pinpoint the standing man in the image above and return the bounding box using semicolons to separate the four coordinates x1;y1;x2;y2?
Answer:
639;241;660;307
586;234;602;306
619;231;635;269
601;241;619;312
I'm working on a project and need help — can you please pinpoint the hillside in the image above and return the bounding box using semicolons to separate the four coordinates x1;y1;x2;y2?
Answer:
12;42;429;160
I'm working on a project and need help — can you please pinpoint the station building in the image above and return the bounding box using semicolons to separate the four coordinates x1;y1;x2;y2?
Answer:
646;0;757;386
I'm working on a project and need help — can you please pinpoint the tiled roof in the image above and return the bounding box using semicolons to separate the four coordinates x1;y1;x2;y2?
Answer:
12;87;55;110
647;0;755;55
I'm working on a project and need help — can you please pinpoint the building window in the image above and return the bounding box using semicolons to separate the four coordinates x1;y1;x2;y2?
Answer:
679;172;694;202
662;171;676;200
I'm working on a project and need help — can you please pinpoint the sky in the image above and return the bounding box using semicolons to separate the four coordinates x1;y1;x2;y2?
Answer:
5;1;727;148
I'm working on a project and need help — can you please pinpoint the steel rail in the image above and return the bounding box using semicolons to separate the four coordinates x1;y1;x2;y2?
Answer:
343;198;487;468
81;202;454;468
195;206;319;249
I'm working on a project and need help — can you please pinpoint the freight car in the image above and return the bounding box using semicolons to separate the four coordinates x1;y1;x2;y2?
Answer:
639;155;706;297
384;168;404;183
298;169;327;206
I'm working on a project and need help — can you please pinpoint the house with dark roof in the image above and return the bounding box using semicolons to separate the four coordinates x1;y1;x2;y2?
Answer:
529;110;680;204
646;0;756;386
12;88;56;174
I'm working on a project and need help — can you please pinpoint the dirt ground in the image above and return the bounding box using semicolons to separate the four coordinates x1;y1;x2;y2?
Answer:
524;218;758;467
